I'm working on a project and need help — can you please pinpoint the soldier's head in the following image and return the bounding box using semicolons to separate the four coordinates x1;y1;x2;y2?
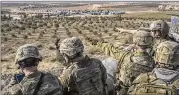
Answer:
150;20;169;39
15;44;42;72
133;30;153;49
154;41;179;70
60;37;84;63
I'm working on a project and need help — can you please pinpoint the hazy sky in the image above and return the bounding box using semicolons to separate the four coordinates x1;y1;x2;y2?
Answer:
1;0;179;1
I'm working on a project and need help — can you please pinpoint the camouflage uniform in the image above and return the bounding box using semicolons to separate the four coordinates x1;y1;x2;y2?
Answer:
2;72;63;95
59;37;107;95
128;41;179;95
90;30;154;94
2;44;63;95
150;20;170;56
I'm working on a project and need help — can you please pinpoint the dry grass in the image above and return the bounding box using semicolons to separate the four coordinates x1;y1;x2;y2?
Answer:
1;11;173;81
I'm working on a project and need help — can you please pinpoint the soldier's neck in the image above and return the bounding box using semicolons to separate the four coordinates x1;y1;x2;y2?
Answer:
22;66;38;76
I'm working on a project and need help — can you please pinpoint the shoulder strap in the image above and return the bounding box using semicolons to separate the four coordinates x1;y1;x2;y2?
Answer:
32;72;44;95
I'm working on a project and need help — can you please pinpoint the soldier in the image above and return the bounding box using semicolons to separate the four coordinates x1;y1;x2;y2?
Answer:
149;20;170;55
2;44;63;95
128;41;179;95
59;37;107;95
88;30;154;95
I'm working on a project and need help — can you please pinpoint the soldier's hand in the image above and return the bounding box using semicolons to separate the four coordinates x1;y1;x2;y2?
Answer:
55;38;60;49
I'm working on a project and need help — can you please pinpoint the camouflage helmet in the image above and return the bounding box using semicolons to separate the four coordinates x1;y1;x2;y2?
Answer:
155;41;179;66
133;30;153;46
150;20;169;37
15;44;42;64
60;37;84;57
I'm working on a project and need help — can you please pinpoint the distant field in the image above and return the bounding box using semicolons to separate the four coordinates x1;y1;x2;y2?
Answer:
123;11;179;19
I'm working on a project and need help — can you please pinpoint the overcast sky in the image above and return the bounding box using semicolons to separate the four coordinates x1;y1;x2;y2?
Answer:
1;0;179;1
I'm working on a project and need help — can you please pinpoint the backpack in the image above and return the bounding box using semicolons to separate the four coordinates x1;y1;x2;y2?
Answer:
117;51;154;87
69;58;105;95
133;72;179;95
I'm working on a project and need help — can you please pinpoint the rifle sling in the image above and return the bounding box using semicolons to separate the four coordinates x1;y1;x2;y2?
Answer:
32;72;44;95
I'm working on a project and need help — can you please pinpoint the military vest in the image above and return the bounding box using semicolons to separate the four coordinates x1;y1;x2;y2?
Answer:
20;72;63;95
153;38;167;52
132;72;179;95
69;59;105;95
118;51;154;87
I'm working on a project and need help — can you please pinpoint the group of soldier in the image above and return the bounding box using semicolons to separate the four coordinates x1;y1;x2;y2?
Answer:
2;20;179;95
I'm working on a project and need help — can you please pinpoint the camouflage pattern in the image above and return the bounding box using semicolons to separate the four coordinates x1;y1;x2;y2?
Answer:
150;20;169;37
149;20;172;56
92;42;154;94
56;49;70;67
152;38;167;54
2;71;63;95
118;32;133;45
133;30;153;46
128;70;179;95
128;41;179;95
118;50;154;87
60;37;84;57
15;44;42;64
155;41;179;66
60;56;107;95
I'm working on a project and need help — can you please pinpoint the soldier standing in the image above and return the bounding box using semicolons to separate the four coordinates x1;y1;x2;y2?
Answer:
2;44;63;95
59;37;107;95
88;30;154;95
128;41;179;95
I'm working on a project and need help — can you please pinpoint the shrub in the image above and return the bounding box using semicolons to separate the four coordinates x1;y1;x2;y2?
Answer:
51;34;57;38
23;35;28;39
27;32;31;36
37;44;43;48
108;33;112;36
104;30;108;33
11;33;17;38
1;28;4;32
88;47;101;55
47;26;51;28
2;37;8;41
49;46;55;50
6;27;12;31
